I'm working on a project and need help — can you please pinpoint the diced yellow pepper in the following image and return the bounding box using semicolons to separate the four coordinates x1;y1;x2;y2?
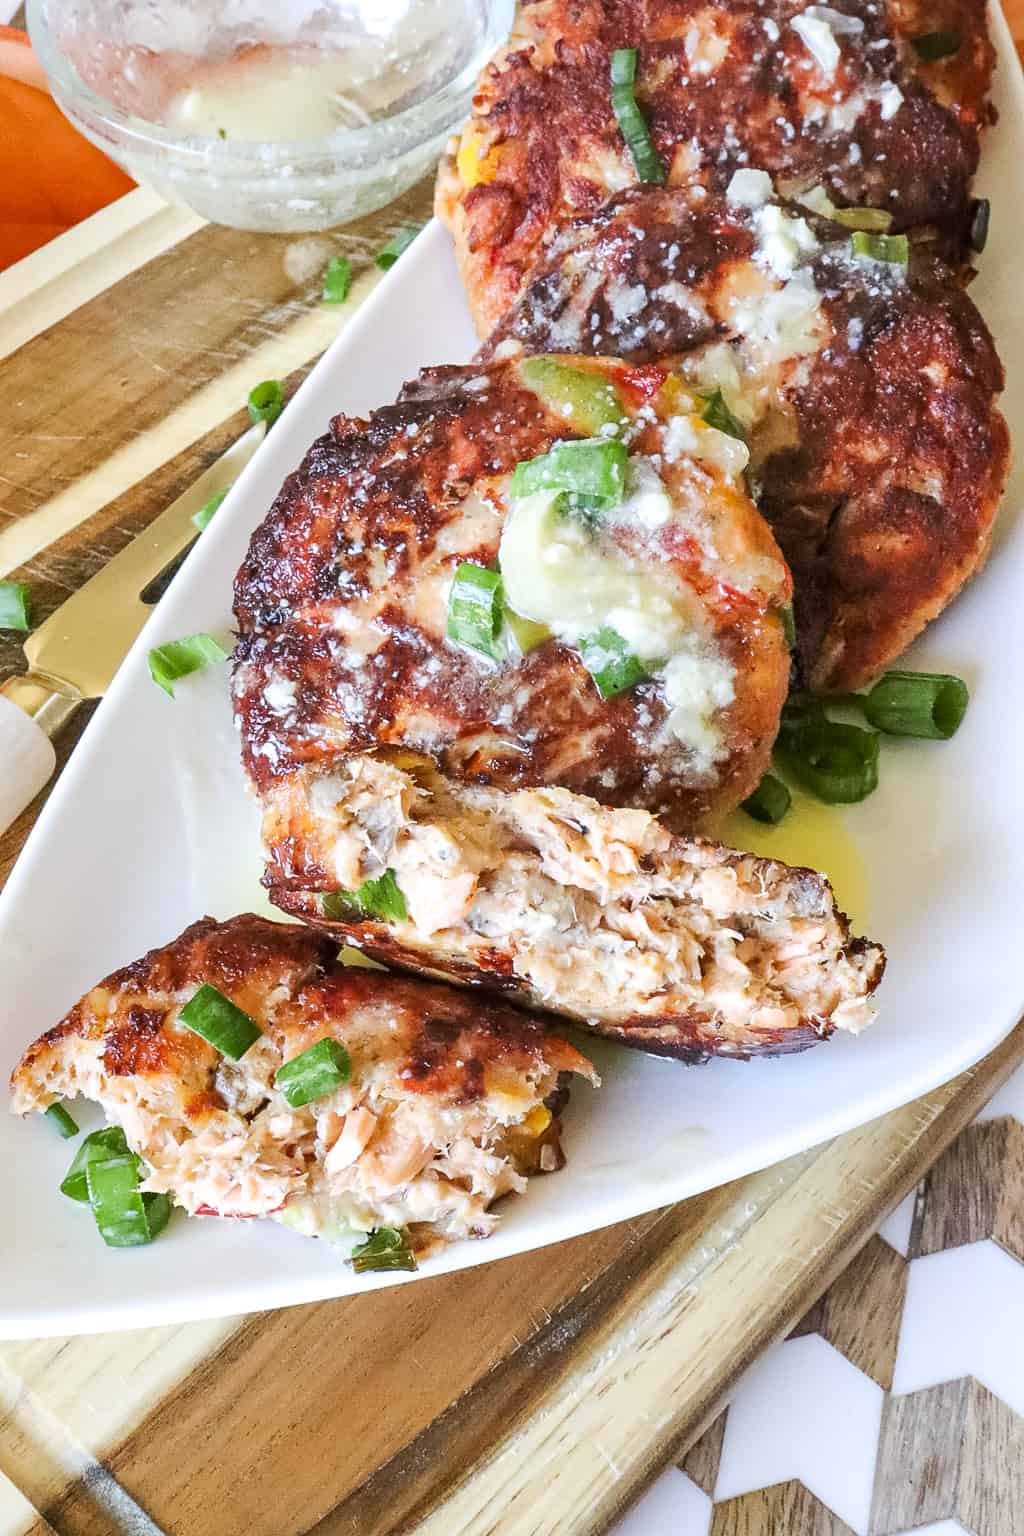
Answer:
457;128;501;188
522;1105;552;1137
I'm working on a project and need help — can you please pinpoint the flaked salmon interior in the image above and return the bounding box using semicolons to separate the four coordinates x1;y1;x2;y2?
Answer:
264;756;884;1058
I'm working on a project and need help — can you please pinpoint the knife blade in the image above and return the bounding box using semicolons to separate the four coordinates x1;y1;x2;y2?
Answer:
0;421;265;832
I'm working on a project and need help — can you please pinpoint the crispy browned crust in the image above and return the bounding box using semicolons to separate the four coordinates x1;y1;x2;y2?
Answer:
438;0;994;336
233;354;790;824
10;915;590;1110
481;187;1009;690
268;862;885;1063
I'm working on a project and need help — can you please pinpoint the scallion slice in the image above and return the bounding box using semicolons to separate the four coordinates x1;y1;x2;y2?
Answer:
850;231;909;266
192;488;229;533
520;358;628;434
780;603;796;652
322;869;408;924
511;438;629;512
912;29;961;59
86;1155;167;1248
323;255;353;304
831;206;893;232
969;197;990;254
741;774;792;825
61;1126;132;1202
0;580;31;632
148;633;229;696
578;627;655;699
699;389;747;444
375;226;422;271
275;1038;352;1108
610;48;666;184
45;1102;79;1140
247;378;284;427
447;561;505;661
862;670;968;739
179;984;262;1060
779;715;880;803
351;1226;418;1274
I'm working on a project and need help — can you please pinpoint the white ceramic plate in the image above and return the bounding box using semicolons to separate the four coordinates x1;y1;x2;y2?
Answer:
2;9;1022;1341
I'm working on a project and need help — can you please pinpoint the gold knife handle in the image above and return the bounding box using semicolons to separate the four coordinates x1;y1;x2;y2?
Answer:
0;671;81;739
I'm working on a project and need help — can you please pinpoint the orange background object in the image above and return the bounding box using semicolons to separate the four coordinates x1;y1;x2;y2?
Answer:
0;25;133;271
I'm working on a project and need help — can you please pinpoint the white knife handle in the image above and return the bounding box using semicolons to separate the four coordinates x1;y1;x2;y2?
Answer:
0;693;57;834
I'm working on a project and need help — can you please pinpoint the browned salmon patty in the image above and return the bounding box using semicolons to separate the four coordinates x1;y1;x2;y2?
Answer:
483;184;1009;689
256;755;885;1061
233;353;792;826
437;0;995;337
10;915;594;1245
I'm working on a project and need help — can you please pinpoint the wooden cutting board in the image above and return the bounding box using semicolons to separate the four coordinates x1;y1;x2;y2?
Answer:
2;27;1023;1530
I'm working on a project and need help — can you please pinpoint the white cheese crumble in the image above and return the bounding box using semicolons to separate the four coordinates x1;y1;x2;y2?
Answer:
726;168;774;208
263;677;297;714
878;81;903;120
659;640;736;772
751;204;820;279
791;12;841;75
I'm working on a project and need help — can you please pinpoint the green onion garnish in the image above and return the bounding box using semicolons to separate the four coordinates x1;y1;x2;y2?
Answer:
179;984;262;1060
0;580;31;632
912;30;961;59
831;206;894;232
351;1226;418;1274
741;774;792;825
969;198;990;253
861;670;968;739
850;231;909;267
147;633;229;697
779;715;880;803
699;389;747;444
45;1103;79;1140
275;1038;351;1108
192;488;229;533
520;358;628;435
85;1155;169;1248
61;1126;132;1202
511;438;628;513
322;869;408;924
610;48;666;184
578;627;655;700
323;255;353;304
780;603;796;652
447;562;505;661
247;378;284;427
375;227;422;271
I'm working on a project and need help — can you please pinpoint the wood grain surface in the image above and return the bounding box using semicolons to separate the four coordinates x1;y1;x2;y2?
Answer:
2;11;1023;1533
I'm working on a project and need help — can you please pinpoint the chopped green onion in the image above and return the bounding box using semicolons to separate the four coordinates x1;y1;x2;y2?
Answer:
861;669;968;739
351;1226;418;1274
779;715;880;803
275;1038;352;1108
322;255;353;304
831;206;893;232
511;438;628;512
86;1155;166;1248
61;1126;132;1202
850;231;909;266
247;378;284;427
179;984;262;1060
0;580;31;632
969;198;990;253
505;609;550;656
699;389;747;444
45;1103;79;1140
741;774;792;825
912;30;961;60
375;226;422;271
610;48;666;184
147;633;229;697
520;358;628;435
578;627;655;700
192;488;229;533
322;869;408;924
447;562;505;661
780;603;796;652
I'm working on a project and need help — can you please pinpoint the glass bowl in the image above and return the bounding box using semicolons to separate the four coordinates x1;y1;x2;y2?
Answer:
27;0;513;232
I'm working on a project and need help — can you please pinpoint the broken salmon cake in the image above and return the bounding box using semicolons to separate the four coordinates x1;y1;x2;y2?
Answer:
483;182;1009;691
258;755;885;1061
10;915;595;1248
437;0;995;337
233;352;792;827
